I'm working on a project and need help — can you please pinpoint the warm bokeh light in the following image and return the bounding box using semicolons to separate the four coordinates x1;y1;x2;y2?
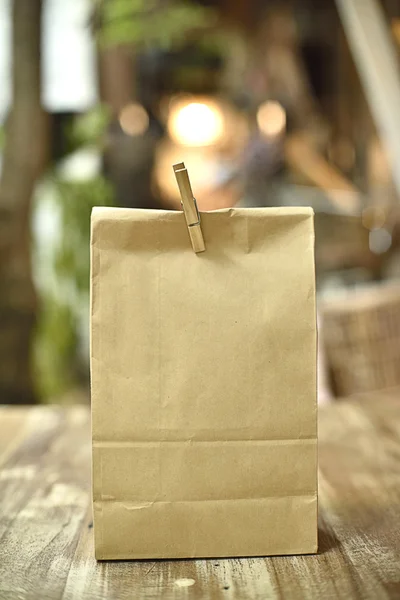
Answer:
257;101;286;137
119;103;149;136
392;18;400;45
361;206;387;231
154;142;216;204
168;100;224;147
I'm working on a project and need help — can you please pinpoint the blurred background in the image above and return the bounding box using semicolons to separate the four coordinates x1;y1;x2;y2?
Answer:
3;0;400;405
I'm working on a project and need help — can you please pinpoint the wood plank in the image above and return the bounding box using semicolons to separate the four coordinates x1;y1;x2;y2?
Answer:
0;406;90;600
2;395;400;598
0;407;31;466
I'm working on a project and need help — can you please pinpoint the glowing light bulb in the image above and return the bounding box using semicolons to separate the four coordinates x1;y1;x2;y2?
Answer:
168;101;224;147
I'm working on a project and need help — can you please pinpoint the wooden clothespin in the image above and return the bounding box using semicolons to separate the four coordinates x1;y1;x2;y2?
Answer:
173;162;205;253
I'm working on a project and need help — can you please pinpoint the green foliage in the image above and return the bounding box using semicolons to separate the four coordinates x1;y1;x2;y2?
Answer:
98;0;216;48
54;176;113;294
34;296;79;401
33;100;115;402
69;105;111;149
33;173;114;401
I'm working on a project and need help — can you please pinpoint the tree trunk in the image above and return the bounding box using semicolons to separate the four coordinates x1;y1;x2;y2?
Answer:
0;0;48;404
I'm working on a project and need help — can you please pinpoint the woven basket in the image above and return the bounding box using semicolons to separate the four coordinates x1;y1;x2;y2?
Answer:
321;283;400;396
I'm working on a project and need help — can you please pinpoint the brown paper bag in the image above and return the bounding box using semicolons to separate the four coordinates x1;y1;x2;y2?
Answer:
91;202;318;560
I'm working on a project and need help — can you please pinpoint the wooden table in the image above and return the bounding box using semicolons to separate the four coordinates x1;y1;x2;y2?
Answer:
1;391;400;599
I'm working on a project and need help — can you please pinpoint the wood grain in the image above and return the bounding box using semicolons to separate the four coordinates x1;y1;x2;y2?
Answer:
2;392;400;599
